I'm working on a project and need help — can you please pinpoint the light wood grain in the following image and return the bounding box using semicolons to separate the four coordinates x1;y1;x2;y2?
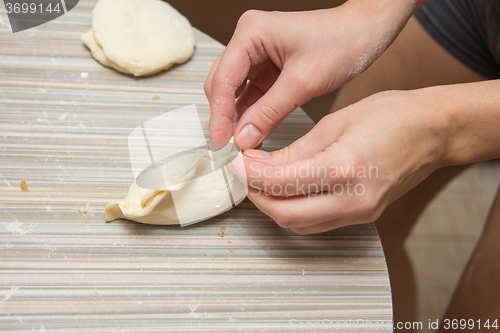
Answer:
0;1;392;331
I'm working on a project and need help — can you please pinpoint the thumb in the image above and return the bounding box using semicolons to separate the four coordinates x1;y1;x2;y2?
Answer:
243;114;338;165
234;64;314;150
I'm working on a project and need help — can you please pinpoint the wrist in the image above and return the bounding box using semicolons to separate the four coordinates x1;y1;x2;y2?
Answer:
409;87;455;170
418;81;500;166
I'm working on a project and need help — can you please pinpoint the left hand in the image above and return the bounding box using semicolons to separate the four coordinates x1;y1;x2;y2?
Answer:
204;2;423;150
230;89;450;234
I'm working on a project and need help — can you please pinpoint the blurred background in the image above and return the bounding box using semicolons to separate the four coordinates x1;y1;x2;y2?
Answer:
168;1;500;331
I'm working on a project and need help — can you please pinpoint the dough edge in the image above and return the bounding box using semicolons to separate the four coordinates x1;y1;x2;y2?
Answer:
82;29;195;76
105;182;180;225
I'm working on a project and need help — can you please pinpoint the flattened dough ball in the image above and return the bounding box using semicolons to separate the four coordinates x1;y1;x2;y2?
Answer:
82;0;195;76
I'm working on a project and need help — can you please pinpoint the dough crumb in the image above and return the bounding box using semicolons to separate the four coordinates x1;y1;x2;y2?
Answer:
227;248;232;253
217;226;226;238
78;200;90;214
152;95;160;100
20;179;29;192
80;72;89;79
226;240;231;244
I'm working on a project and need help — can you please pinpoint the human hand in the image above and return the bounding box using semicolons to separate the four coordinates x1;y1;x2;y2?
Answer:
205;0;423;150
229;89;449;234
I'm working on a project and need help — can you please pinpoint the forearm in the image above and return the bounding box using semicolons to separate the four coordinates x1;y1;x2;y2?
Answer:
334;0;428;77
421;80;500;166
348;0;427;23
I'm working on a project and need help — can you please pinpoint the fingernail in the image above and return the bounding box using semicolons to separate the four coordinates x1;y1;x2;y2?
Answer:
244;149;271;160
238;124;262;149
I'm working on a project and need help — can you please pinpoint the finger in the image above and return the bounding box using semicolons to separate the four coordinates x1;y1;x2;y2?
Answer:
204;54;222;102
237;110;364;196
242;148;368;196
206;54;236;149
234;61;315;150
234;60;281;128
243;112;342;164
247;185;375;229
236;81;264;121
237;126;365;196
290;218;365;235
209;38;269;145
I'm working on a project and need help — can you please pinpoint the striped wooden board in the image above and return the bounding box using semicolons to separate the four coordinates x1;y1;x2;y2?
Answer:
0;1;392;331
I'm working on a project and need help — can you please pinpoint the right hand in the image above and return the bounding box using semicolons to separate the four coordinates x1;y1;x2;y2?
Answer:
229;88;450;234
204;0;422;150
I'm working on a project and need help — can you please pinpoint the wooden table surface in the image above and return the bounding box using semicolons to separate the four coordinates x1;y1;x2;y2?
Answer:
0;1;392;331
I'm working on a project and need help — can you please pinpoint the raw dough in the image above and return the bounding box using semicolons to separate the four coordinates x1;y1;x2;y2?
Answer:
105;142;246;225
20;179;29;192
82;0;195;76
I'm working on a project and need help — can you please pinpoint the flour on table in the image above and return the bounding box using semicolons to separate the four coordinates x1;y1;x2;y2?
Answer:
82;0;195;76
